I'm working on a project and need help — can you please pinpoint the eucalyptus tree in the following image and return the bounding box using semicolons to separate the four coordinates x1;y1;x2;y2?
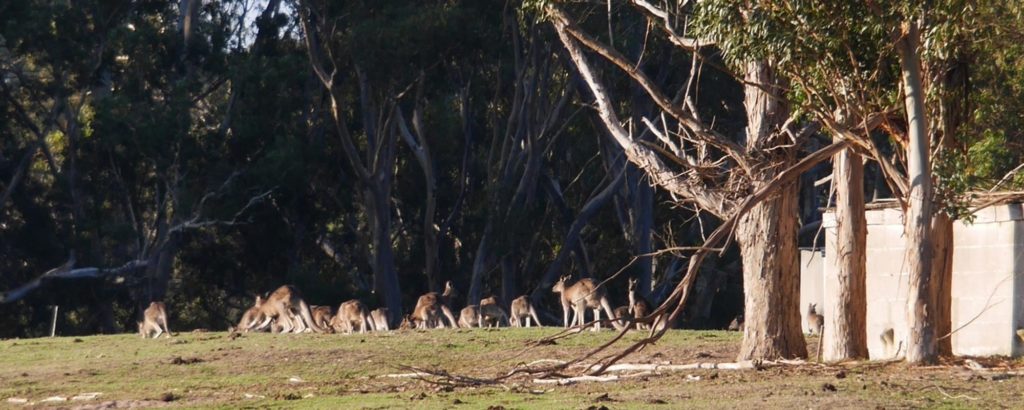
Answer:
690;0;1004;363
544;1;863;359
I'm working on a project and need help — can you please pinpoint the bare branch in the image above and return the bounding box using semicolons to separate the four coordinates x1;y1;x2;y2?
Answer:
551;6;731;217
1;258;147;304
550;6;751;172
630;0;715;50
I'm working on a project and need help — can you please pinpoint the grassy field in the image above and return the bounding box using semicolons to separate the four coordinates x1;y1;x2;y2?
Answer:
2;328;1023;409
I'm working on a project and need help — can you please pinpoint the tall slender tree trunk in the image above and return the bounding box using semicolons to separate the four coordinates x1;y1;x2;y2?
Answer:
932;213;953;356
932;51;968;358
367;185;402;326
500;255;517;308
737;61;807;360
467;223;493;305
897;21;937;365
823;142;868;361
627;167;654;296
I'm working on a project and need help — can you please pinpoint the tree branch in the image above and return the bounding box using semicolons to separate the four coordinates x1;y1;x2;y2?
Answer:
0;258;148;304
550;6;751;173
551;6;731;217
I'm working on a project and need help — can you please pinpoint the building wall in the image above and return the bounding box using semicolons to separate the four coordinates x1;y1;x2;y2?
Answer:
820;204;1024;358
800;249;824;334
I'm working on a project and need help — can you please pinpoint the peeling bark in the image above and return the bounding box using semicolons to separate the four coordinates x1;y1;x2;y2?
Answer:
823;141;868;361
897;21;937;365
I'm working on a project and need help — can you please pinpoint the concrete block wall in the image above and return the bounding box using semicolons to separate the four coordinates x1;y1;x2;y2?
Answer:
819;203;1024;358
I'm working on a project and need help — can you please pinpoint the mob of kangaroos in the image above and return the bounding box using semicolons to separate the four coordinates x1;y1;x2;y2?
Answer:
135;273;829;341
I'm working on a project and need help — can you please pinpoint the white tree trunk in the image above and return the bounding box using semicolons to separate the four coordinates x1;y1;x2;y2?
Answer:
897;21;937;365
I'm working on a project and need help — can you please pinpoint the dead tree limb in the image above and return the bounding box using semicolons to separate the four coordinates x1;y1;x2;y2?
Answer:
1;258;147;304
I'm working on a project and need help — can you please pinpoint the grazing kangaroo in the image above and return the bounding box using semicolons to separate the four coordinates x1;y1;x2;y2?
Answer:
331;300;372;334
234;296;265;333
807;303;824;335
551;275;623;331
510;295;542;327
369;308;390;331
458;305;482;328
310;305;335;331
627;278;652;330
249;285;325;333
138;302;172;338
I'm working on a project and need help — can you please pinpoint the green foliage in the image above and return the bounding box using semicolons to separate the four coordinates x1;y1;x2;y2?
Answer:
932;148;974;222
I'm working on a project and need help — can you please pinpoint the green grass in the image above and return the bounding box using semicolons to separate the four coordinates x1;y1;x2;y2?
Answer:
1;328;1020;408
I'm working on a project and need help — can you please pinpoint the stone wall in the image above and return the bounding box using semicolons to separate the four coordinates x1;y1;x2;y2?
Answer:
818;203;1024;358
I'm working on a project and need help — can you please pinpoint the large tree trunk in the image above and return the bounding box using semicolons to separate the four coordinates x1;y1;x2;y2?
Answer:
897;21;937;365
736;187;807;360
737;60;807;360
823;142;869;361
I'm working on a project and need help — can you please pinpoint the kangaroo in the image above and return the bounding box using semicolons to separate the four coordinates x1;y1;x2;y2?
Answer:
233;296;266;332
369;308;390;331
412;282;458;329
330;300;372;334
727;315;744;331
509;295;542;327
310;305;335;331
551;275;623;331
807;303;824;335
458;305;482;328
627;278;652;330
249;285;325;333
613;305;633;330
479;297;509;327
880;327;895;357
411;292;443;329
137;301;172;338
399;314;415;330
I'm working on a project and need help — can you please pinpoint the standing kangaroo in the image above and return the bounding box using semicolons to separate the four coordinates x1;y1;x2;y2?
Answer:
510;295;542;327
411;281;459;328
627;278;652;330
551;275;623;331
138;301;172;338
807;303;824;335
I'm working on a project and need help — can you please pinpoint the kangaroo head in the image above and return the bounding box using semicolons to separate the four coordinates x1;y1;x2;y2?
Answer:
552;275;571;293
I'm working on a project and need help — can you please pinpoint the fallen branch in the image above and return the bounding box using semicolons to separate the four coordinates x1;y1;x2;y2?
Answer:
533;374;632;385
381;372;431;379
393;365;503;388
594;359;807;373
